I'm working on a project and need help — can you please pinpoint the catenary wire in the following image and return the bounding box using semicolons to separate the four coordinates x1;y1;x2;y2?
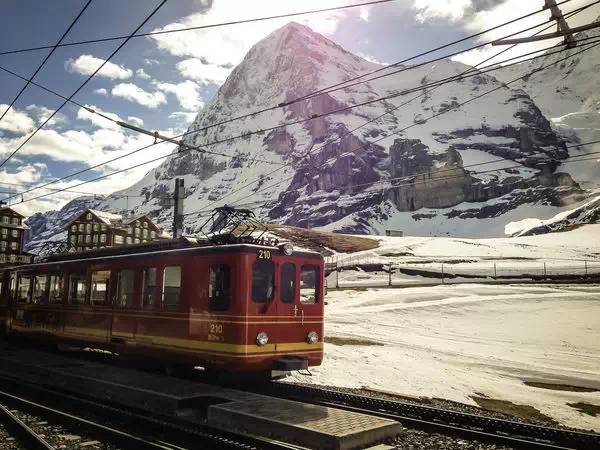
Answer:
4;1;594;202
0;0;169;170
0;1;93;124
9;38;600;208
216;41;600;211
0;0;399;57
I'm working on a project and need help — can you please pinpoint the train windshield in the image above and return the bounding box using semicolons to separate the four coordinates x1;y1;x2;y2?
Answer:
252;260;274;303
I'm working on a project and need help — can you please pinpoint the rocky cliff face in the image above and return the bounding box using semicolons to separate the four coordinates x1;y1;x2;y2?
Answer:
25;22;590;247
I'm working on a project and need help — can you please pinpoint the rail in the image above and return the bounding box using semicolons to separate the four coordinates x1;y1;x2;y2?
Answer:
0;402;55;450
0;374;305;450
263;383;600;450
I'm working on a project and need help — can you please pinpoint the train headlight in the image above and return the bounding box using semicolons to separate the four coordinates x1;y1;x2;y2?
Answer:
256;332;269;346
307;331;319;344
280;243;293;255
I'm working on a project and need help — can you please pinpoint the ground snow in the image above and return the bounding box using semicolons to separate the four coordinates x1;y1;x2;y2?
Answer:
289;283;600;431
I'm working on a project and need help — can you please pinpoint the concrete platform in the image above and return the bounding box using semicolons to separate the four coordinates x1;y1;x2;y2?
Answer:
209;397;402;450
0;342;401;449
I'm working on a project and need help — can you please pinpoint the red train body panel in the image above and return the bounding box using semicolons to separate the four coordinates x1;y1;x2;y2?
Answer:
0;241;324;374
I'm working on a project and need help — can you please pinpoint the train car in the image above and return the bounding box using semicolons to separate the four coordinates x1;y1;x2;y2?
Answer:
0;238;324;376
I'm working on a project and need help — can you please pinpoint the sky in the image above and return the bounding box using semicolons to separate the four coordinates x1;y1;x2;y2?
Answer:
0;0;597;216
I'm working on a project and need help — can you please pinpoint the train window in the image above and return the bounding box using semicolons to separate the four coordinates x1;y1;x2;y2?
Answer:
142;268;157;308
162;266;181;310
252;260;274;303
90;270;110;305
68;273;88;304
280;263;296;304
9;273;16;299
17;275;31;303
48;275;64;303
117;269;136;308
300;265;319;304
209;264;230;311
32;275;48;304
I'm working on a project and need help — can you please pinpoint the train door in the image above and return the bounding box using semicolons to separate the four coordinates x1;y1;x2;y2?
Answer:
297;263;324;340
250;251;278;317
109;268;139;344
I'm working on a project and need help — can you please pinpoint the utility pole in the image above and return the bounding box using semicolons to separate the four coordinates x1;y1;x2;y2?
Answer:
492;0;590;47
172;178;184;239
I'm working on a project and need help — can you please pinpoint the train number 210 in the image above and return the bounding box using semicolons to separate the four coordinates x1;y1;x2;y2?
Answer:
257;249;272;260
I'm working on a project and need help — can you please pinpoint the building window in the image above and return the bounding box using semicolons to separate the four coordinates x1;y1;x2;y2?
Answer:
300;265;319;304
93;223;99;232
93;234;98;243
135;220;140;226
86;213;92;220
1;242;6;252
209;264;230;311
11;229;18;238
114;235;124;245
70;225;77;232
68;273;87;304
77;235;83;243
1;228;7;238
127;226;133;234
150;231;156;239
134;228;140;237
48;275;63;303
90;270;110;305
134;238;140;244
100;234;107;243
162;266;181;310
142;221;148;228
85;235;92;243
281;263;296;304
101;224;107;231
117;269;136;307
142;268;157;308
32;275;48;304
11;217;19;225
17;276;31;303
126;237;132;244
1;216;8;224
86;223;92;233
142;229;148;239
70;235;76;243
78;223;84;232
10;242;17;250
252;260;274;303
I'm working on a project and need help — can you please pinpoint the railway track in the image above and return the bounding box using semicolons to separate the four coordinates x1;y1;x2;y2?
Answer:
0;403;55;450
261;383;600;450
0;375;306;450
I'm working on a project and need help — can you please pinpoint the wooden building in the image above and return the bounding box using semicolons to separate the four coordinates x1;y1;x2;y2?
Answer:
0;207;33;265
65;209;167;252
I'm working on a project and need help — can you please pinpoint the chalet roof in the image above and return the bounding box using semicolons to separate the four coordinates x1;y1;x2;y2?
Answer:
88;209;123;225
0;207;25;218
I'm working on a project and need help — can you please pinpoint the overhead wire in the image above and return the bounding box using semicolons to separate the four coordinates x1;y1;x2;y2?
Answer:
0;0;169;170
0;0;399;57
216;40;600;212
9;33;600;208
0;0;93;123
3;0;591;203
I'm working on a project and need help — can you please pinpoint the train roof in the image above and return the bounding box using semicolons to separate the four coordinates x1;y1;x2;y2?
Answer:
8;236;323;272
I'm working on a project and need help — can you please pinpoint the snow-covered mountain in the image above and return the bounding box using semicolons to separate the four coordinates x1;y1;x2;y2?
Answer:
26;22;596;251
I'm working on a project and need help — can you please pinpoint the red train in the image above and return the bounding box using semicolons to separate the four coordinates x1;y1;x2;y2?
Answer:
0;238;324;376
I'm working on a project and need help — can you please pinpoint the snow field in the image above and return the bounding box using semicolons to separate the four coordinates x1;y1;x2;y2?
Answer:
289;283;600;430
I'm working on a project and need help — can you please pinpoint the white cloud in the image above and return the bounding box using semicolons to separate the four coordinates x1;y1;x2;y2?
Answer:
175;58;232;85
169;111;197;124
112;83;167;108
414;0;472;23
0;104;35;135
144;58;160;65
66;54;133;80
136;68;151;80
24;105;67;127
154;80;204;111
149;0;367;68
128;116;144;127
356;52;389;65
76;104;123;130
93;88;108;96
